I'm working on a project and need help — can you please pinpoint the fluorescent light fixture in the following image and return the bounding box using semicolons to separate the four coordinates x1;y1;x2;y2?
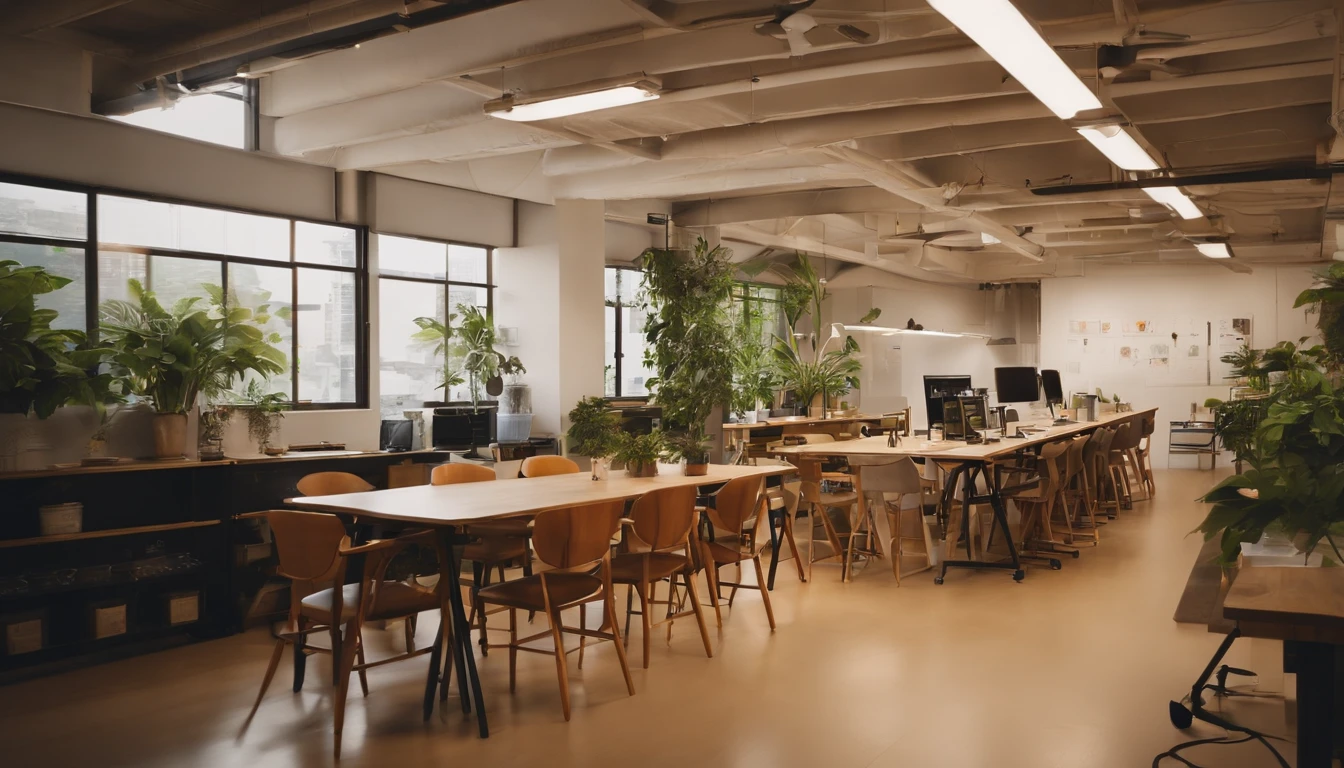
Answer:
927;0;1102;120
981;232;1001;245
1076;124;1159;171
841;324;990;339
1195;242;1232;259
485;83;659;122
1143;186;1204;220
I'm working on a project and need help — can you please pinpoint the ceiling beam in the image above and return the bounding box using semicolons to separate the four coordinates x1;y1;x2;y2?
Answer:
0;0;133;35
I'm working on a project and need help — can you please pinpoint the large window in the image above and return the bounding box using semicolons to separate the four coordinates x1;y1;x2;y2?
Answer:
110;84;250;149
378;234;493;414
731;282;785;344
0;177;365;409
604;267;655;398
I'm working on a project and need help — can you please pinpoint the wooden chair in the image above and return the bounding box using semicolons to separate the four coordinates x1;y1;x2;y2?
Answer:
1107;421;1138;511
430;463;530;655
1134;413;1156;497
1005;440;1074;560
854;457;937;584
751;457;807;584
295;471;374;497
797;459;870;582
1090;427;1122;519
610;485;713;667
520;455;581;477
475;500;635;720
1057;435;1099;546
244;510;447;759
699;475;776;629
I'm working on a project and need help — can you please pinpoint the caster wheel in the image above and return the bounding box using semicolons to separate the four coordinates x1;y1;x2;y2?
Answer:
1070;550;1081;559
1063;535;1073;545
1049;559;1062;570
1012;570;1025;582
934;576;945;585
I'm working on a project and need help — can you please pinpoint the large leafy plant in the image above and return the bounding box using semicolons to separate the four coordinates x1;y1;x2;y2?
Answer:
0;261;118;417
99;280;286;414
730;303;775;418
410;314;465;399
640;236;736;448
1294;261;1344;369
566;395;621;458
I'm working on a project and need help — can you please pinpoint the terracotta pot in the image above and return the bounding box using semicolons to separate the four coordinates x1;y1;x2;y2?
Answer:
151;413;188;459
683;462;709;477
626;460;659;478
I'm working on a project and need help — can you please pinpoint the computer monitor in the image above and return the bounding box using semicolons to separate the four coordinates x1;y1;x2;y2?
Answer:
1040;369;1065;419
994;367;1040;404
923;375;972;430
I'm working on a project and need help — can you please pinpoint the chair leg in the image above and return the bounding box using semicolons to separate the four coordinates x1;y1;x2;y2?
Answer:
292;617;308;693
439;601;454;703
355;632;369;697
507;608;518;694
701;542;723;627
546;607;572;721
476;563;491;657
752;555;776;631
332;620;360;760
602;589;636;697
781;511;807;583
639;579;652;669
329;623;342;686
683;570;713;659
623;584;634;643
578;602;587;670
247;638;287;722
404;614;416;653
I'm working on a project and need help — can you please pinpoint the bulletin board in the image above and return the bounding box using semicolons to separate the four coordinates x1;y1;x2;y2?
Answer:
1065;315;1252;388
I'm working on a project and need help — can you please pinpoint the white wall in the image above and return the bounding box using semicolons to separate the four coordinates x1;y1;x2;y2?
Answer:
825;269;1039;429
495;202;563;434
367;173;514;248
1040;264;1318;466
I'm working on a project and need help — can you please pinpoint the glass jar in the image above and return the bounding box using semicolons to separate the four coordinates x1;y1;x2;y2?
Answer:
930;422;944;442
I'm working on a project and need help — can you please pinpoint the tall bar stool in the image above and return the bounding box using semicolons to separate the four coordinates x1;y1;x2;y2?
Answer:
475;500;635;721
751;457;807;586
1090;427;1122;519
854;457;938;584
1107;421;1138;511
1005;439;1073;566
1134;413;1157;497
1058;435;1099;546
698;474;776;629
798;459;865;581
430;463;530;655
611;485;714;667
243;510;448;759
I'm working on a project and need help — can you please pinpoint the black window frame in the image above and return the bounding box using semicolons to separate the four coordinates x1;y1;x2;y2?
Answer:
604;265;649;400
375;232;495;408
0;172;370;411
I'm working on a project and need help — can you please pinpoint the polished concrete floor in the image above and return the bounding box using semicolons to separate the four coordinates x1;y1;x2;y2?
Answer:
0;469;1306;767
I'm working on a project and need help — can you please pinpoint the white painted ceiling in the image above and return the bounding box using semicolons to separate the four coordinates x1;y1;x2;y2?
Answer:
25;0;1344;283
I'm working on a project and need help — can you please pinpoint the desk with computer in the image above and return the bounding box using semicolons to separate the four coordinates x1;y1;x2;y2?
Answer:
921;366;1069;443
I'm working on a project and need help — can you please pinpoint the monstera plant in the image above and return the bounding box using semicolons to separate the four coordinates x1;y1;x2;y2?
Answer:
100;280;287;457
0;260;117;418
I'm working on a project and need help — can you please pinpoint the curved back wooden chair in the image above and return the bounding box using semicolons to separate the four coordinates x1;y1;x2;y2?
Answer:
1005;439;1072;558
1107;421;1138;510
431;463;529;656
1134;413;1157;496
610;486;713;667
857;458;937;584
475;500;634;721
699;475;775;629
797;459;866;583
751;457;807;585
244;510;446;759
1091;427;1121;518
520;455;581;477
1059;435;1099;545
295;471;374;497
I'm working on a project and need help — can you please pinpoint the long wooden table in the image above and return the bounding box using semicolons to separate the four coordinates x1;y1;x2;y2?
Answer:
721;414;886;455
771;408;1157;584
1224;566;1344;767
287;462;794;738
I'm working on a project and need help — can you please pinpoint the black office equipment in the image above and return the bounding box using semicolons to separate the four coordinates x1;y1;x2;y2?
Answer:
432;405;497;450
1040;369;1066;422
923;375;972;429
994;366;1040;404
379;420;414;451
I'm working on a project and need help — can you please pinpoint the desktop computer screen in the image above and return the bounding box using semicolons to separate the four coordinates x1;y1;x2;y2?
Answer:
923;375;972;429
994;367;1040;404
1040;369;1065;406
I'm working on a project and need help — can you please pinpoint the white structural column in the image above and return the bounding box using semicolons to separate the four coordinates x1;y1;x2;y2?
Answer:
556;198;608;442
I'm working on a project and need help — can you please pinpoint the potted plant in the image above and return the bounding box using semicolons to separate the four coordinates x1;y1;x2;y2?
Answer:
640;237;736;467
410;313;464;402
197;404;231;461
456;304;501;411
665;430;712;476
615;429;666;478
240;381;289;455
496;356;531;443
567;395;621;479
731;306;775;423
100;280;286;458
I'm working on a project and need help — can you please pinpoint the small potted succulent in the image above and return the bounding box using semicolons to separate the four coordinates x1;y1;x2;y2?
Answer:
615;429;666;478
240;381;289;455
665;429;712;476
566;395;621;480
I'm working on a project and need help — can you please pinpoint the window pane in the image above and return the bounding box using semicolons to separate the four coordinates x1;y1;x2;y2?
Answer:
97;250;147;305
148;255;223;310
379;278;446;413
296;221;357;267
110;91;246;149
447;285;487;314
604;304;616;397
0;182;86;240
1;241;86;329
604;267;619;303
448;244;487;283
228;263;294;400
378;234;446;279
297;268;357;403
98;196;289;261
621;304;654;397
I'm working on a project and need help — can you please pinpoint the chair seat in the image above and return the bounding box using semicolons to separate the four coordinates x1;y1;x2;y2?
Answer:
463;535;527;564
300;581;439;624
817;491;858;506
477;572;602;611
610;552;690;584
703;540;753;566
467;517;532;538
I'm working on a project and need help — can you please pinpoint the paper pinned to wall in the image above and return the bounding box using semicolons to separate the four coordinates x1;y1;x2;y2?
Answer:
1069;319;1101;335
1124;320;1156;335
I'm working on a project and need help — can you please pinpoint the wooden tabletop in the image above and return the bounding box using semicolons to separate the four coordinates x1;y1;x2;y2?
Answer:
722;414;882;431
286;463;795;526
1223;566;1344;645
0;449;446;481
770;408;1157;462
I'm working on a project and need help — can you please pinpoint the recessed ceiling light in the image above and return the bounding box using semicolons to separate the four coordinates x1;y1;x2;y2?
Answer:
485;82;660;122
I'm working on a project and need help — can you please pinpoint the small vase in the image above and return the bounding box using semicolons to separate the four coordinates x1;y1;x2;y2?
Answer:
627;460;659;478
151;413;188;459
683;461;709;477
590;457;610;481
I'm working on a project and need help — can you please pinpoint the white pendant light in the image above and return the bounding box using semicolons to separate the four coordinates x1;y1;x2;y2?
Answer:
1195;242;1232;259
1076;124;1159;171
485;82;660;122
926;0;1102;120
1143;186;1204;220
